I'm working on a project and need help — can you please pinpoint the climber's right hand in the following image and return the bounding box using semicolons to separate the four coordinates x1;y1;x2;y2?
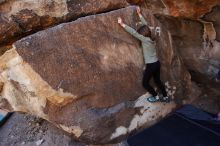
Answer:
136;6;141;14
136;6;142;17
117;17;125;27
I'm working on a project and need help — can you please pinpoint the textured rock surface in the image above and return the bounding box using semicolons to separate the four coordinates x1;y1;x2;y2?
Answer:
0;0;220;145
203;6;220;42
162;0;220;18
14;7;145;109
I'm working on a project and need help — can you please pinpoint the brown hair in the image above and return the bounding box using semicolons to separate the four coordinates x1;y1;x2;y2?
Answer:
138;25;151;38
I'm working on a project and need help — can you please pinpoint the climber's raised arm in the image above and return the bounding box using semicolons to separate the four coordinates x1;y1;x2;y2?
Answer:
137;7;148;26
117;17;150;43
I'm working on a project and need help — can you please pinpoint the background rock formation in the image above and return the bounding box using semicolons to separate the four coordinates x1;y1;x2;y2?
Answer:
0;0;220;144
0;0;129;50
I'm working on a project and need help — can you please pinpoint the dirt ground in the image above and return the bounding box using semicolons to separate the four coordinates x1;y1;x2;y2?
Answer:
0;113;88;146
0;113;126;146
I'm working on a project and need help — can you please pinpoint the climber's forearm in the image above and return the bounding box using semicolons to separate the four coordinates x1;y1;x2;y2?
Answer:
137;7;148;26
120;23;139;36
118;17;148;42
123;24;138;35
139;15;148;26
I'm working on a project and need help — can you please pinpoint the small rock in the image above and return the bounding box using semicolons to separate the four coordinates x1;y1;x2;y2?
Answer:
21;141;25;145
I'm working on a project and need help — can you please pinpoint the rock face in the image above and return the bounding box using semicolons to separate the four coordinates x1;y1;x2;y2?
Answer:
0;0;220;145
163;0;220;19
203;6;220;42
14;7;145;109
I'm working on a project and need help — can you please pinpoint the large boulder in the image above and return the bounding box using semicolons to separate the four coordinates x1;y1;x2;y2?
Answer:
0;6;187;144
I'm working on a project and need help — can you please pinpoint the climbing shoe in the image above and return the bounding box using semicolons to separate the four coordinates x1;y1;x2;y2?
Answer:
147;96;160;103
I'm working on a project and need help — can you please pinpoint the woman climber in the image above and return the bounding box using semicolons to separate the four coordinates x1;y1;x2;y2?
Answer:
117;7;170;102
